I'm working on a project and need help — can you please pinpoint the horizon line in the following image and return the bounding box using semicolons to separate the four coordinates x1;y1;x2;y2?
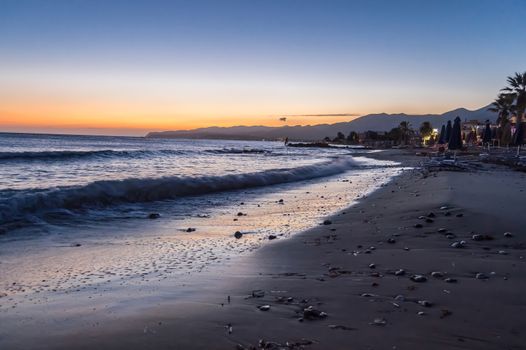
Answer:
0;102;494;138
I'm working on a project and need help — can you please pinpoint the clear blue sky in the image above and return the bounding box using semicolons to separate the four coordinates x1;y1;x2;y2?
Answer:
1;0;525;135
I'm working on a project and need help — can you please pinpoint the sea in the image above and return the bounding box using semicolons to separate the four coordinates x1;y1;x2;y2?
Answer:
0;132;403;304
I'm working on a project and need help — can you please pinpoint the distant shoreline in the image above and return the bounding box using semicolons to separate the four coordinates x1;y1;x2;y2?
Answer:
145;104;496;141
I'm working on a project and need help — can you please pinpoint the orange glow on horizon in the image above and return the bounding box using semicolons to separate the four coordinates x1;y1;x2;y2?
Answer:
0;84;488;136
0;62;493;136
0;108;364;133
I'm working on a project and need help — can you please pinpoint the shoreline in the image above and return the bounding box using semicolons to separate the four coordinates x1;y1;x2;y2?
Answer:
2;150;526;349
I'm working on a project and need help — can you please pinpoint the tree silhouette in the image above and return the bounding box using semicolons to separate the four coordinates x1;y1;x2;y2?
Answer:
347;131;359;144
488;93;515;127
419;121;433;141
501;71;526;122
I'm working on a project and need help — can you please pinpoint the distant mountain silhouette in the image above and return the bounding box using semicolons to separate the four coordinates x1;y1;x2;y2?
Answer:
146;104;496;141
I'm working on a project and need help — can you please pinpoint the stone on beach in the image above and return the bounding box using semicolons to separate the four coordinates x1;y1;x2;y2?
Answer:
370;318;387;326
394;269;405;276
475;273;489;280
258;305;271;311
303;306;328;320
410;274;427;282
361;293;378;298
234;231;243;239
418;300;433;307
451;241;466;248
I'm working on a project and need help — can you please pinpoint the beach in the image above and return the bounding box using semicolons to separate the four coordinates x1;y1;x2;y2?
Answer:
2;1;526;348
1;149;525;349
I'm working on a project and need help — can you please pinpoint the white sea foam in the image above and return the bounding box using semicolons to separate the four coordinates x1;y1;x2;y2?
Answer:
0;157;362;224
0;149;190;161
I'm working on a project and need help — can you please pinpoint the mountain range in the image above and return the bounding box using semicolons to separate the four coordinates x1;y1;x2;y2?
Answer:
146;104;497;141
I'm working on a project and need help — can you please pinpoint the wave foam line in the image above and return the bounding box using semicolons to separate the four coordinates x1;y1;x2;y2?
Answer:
0;148;272;162
0;157;360;223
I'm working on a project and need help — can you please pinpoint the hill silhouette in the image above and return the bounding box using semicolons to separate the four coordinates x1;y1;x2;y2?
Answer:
146;104;496;141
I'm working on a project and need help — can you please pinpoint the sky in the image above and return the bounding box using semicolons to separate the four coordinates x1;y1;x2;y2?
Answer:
1;0;525;136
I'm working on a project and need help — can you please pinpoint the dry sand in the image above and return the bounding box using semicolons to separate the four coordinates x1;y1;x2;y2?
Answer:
3;151;526;350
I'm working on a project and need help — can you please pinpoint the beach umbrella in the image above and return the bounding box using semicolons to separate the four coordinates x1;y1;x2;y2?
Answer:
482;121;492;150
438;125;446;144
448;117;462;151
445;120;452;143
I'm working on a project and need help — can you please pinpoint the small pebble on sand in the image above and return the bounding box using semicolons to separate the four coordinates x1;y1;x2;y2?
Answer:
394;269;405;276
410;275;427;283
370;318;387;326
475;273;489;280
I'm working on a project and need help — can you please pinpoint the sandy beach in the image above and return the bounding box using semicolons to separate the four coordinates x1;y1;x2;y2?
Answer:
2;150;524;350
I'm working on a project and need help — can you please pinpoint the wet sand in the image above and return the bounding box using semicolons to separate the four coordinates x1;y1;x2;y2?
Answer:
2;151;526;349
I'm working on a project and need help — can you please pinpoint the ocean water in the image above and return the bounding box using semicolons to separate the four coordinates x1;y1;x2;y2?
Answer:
0;132;391;232
0;132;403;305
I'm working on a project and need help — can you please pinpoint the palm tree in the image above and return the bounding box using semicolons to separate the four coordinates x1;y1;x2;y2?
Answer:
501;71;526;122
488;93;514;127
398;121;413;145
502;72;526;154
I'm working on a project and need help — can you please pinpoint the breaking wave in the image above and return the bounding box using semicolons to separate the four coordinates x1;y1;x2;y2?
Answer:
0;157;360;224
205;148;270;154
0;149;184;161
